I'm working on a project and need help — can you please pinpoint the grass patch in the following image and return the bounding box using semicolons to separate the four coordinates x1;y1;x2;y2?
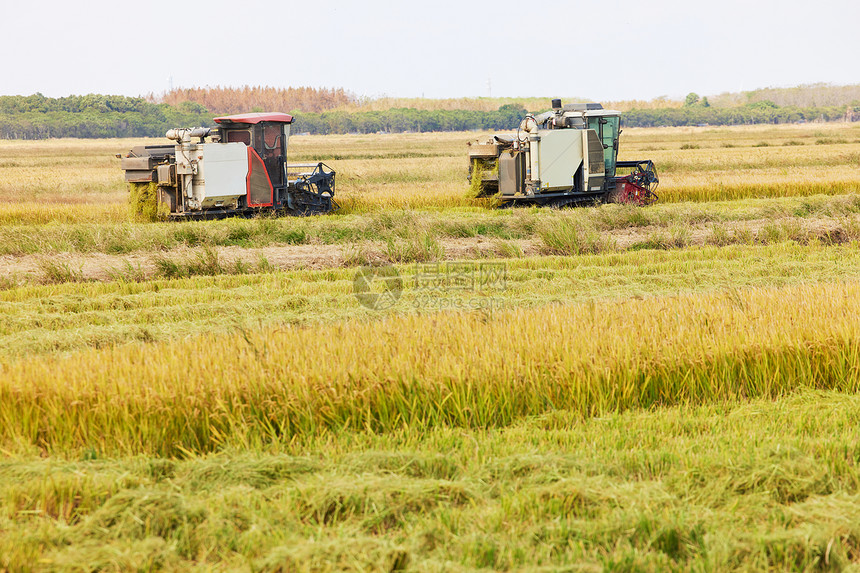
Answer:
492;239;524;258
630;226;690;250
342;242;375;267
38;258;85;284
151;246;271;279
384;232;444;263
539;218;615;255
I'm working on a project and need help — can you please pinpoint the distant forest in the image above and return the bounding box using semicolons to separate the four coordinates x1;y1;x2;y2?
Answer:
0;84;858;139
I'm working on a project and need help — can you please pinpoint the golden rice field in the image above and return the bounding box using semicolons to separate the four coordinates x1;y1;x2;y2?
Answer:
2;122;860;571
1;122;859;224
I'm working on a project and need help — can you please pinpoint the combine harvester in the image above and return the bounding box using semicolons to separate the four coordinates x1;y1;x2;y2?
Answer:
119;102;657;220
468;100;659;207
119;112;335;219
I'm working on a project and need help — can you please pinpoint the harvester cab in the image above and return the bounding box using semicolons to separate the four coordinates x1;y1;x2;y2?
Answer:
120;112;335;219
468;100;658;207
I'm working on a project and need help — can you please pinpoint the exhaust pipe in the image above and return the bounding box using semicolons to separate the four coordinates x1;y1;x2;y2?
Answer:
165;127;211;142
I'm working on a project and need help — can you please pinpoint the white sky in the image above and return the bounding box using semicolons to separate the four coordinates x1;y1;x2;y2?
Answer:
1;0;857;101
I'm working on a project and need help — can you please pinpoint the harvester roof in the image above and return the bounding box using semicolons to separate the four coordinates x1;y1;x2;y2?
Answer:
213;112;294;125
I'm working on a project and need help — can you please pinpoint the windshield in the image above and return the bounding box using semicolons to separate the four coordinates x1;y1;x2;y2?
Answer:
587;115;620;178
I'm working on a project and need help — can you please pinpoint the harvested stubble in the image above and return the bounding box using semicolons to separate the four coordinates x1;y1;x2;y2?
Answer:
3;280;860;457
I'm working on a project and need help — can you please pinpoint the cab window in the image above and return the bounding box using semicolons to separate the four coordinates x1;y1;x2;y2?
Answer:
226;130;251;145
263;125;283;158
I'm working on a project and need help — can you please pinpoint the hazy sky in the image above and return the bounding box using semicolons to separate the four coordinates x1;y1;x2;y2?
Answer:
2;0;857;101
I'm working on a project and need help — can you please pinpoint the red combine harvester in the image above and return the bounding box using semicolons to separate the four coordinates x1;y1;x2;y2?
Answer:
120;112;335;218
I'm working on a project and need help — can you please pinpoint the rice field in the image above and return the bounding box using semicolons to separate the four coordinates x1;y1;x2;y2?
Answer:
1;122;859;224
4;278;860;457
2;122;860;571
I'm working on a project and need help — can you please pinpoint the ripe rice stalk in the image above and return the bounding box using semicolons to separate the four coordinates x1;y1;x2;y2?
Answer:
128;182;168;223
3;281;860;456
468;159;484;199
467;158;497;199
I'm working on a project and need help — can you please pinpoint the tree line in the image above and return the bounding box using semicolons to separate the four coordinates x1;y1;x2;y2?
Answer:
0;94;857;140
624;100;853;127
707;83;860;108
293;105;529;134
0;95;530;139
0;94;210;139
